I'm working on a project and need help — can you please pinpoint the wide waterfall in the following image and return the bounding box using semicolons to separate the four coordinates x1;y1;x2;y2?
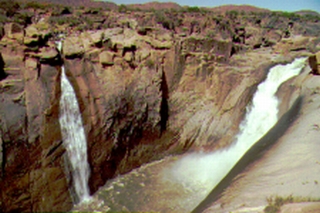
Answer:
58;41;91;203
168;57;306;195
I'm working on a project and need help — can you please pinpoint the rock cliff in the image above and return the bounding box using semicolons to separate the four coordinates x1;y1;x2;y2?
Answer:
0;0;320;212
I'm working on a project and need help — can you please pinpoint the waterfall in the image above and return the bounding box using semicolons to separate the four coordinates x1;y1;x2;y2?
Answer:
57;41;91;203
168;57;306;194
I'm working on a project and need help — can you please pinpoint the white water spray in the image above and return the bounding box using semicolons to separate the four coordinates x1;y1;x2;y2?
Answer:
57;41;91;203
168;58;306;193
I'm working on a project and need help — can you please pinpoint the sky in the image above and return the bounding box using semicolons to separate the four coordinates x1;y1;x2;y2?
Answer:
106;0;320;12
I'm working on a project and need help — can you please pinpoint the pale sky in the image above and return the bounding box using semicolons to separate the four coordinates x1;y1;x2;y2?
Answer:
107;0;320;12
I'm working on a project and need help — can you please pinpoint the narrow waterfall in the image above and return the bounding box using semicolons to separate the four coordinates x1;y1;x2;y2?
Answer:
168;58;306;194
57;41;91;203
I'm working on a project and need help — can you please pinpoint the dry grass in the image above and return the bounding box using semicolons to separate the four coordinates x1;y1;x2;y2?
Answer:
264;195;320;213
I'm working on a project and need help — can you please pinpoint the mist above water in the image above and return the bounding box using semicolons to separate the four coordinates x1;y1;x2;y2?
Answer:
167;57;306;195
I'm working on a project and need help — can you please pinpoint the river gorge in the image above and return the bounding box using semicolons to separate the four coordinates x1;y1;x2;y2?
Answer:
1;1;320;212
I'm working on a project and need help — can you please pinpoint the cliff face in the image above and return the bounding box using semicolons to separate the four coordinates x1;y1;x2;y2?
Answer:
0;1;320;212
0;42;72;211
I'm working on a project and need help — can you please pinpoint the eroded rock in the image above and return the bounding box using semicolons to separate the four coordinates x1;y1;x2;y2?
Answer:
0;52;6;80
308;51;320;75
39;47;60;64
4;23;23;42
99;51;114;66
63;37;85;58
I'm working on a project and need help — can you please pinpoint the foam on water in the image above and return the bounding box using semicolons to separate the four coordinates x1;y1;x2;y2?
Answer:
168;57;306;192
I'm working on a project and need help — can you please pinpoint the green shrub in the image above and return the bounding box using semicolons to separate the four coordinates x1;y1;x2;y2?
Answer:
13;11;33;25
75;24;87;32
83;16;94;26
206;30;215;38
0;0;20;17
0;14;8;24
146;58;155;69
226;10;239;19
49;16;81;27
264;195;320;213
155;11;175;30
186;6;201;13
51;5;72;16
24;1;47;10
118;4;127;13
279;11;296;18
303;14;320;22
182;27;189;32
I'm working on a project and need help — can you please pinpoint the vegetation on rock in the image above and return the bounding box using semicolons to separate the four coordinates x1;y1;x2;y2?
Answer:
264;195;320;213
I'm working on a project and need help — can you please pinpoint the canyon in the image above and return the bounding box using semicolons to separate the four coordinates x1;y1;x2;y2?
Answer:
0;0;320;212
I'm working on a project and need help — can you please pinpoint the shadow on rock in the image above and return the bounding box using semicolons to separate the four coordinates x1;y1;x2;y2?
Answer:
192;96;303;213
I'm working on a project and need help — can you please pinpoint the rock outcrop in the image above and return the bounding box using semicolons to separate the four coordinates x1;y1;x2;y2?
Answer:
308;51;320;75
0;53;6;80
63;37;85;58
0;24;72;212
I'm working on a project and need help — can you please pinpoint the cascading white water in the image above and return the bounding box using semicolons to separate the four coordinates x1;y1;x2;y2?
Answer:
57;41;91;203
168;57;306;193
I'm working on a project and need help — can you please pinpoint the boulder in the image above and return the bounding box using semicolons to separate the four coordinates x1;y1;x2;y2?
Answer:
25;25;39;37
137;49;150;62
24;25;40;46
86;48;101;62
24;36;39;47
39;47;60;64
4;23;23;42
288;36;309;51
119;18;138;29
90;30;104;45
123;51;133;62
245;26;263;48
102;28;124;41
182;36;232;61
308;51;320;75
110;31;137;52
23;24;51;47
99;51;114;66
262;30;282;47
143;36;172;49
62;37;84;59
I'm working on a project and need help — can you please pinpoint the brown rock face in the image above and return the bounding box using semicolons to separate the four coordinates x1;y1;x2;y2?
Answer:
63;37;85;59
308;52;320;75
0;53;6;80
99;51;114;65
63;56;166;193
0;33;72;212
